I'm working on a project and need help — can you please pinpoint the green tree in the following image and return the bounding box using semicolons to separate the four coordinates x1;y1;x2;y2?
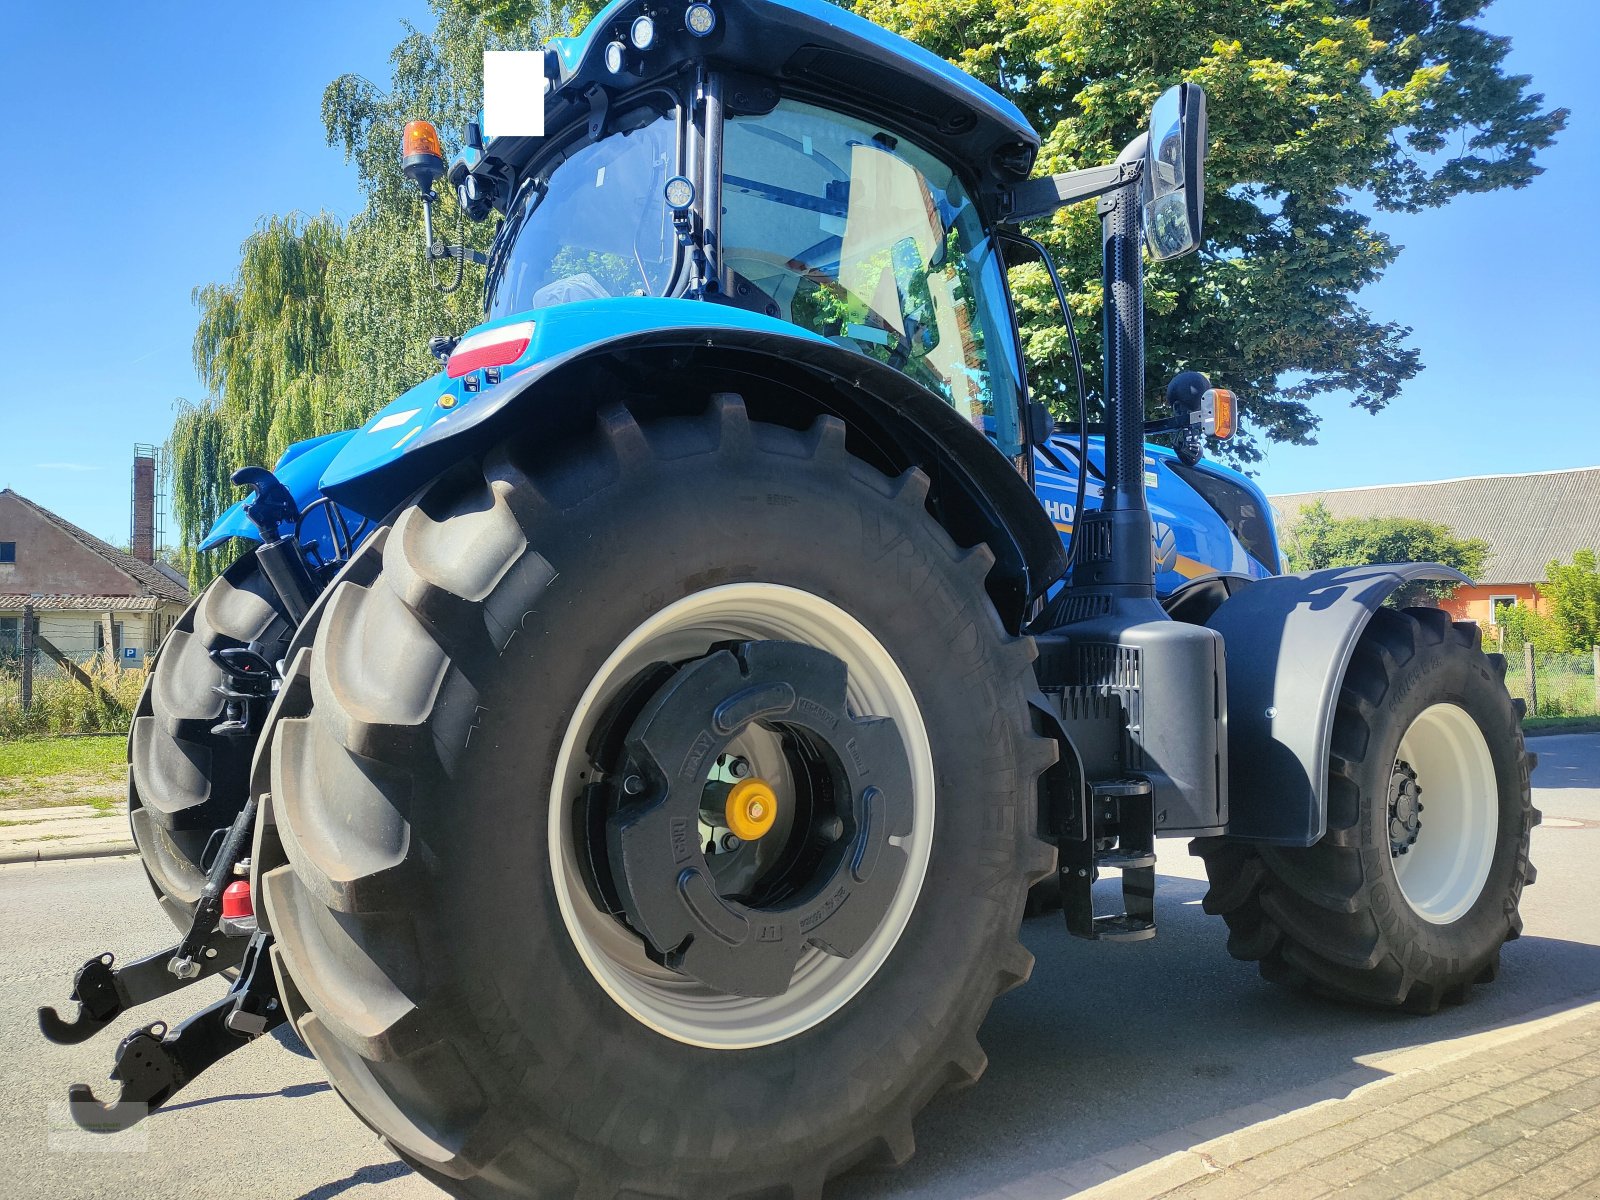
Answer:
1493;600;1550;656
1543;548;1600;652
852;0;1566;463
169;213;348;586
1281;499;1488;605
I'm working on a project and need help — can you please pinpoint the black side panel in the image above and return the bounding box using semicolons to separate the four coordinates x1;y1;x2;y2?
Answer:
1205;563;1470;846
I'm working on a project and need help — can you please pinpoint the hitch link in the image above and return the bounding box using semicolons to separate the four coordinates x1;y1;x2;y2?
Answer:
171;794;258;979
37;931;242;1045
66;932;284;1132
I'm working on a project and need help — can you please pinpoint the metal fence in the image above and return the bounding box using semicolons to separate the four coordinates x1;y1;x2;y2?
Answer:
1;612;147;738
1484;631;1600;719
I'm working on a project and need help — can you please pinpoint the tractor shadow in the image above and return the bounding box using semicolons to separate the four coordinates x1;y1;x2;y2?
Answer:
828;869;1600;1200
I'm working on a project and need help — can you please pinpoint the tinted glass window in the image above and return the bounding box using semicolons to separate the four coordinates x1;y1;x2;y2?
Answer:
487;109;679;317
722;100;1023;454
1168;462;1280;572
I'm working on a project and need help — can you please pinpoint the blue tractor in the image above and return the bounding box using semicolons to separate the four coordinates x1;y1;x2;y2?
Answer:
46;1;1534;1195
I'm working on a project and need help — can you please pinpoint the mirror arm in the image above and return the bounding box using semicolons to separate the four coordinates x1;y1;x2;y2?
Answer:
419;188;439;251
1002;160;1143;224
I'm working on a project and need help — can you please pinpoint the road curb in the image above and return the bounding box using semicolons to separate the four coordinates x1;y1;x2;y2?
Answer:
0;840;137;866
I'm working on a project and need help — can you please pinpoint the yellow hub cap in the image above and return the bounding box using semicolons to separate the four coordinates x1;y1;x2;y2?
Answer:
725;778;778;841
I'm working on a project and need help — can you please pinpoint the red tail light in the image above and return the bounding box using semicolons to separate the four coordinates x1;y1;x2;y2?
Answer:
446;321;535;378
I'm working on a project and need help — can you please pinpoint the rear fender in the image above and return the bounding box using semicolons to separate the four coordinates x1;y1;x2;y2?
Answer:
321;315;1067;628
1205;563;1471;846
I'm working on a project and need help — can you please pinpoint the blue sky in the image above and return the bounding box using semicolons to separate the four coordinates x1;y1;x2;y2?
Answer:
0;1;1593;545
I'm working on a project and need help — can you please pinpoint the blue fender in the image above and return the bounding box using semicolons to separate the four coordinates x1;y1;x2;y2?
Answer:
320;299;836;502
1204;563;1472;846
198;431;364;552
198;301;837;552
317;297;1066;607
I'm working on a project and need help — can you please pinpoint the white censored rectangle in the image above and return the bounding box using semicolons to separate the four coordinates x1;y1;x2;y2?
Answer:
483;51;545;138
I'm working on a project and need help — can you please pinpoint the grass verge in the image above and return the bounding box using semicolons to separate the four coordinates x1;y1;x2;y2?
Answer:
1524;716;1600;737
0;735;126;811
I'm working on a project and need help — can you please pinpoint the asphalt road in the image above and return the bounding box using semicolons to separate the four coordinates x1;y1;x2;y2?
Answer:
4;733;1598;1200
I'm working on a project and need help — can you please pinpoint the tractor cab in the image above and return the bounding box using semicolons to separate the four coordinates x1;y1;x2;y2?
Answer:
402;0;1220;488
404;0;1045;456
474;87;1026;449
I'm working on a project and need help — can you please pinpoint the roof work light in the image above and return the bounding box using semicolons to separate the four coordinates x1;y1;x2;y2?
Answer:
685;3;716;36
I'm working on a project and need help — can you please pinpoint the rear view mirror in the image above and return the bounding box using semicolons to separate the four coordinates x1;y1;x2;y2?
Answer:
1142;83;1207;261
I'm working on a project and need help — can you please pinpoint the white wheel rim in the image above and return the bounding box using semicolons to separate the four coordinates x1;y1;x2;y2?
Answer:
548;583;935;1049
1392;702;1498;924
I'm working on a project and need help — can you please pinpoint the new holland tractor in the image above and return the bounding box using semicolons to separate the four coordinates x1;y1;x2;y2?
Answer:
41;0;1537;1195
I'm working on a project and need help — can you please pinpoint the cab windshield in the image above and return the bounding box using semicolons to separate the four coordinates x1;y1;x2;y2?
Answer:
722;99;1023;450
486;106;680;318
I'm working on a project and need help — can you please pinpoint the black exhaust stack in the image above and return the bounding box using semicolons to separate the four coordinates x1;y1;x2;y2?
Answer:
1035;137;1229;940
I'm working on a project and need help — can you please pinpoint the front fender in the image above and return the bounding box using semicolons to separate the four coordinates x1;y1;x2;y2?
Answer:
1206;563;1471;846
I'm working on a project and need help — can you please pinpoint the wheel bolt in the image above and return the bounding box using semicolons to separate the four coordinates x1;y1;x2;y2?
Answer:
729;758;751;779
720;834;742;851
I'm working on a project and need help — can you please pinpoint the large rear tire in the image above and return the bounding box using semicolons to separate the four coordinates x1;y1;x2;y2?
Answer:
256;398;1056;1198
128;554;291;930
1194;606;1538;1011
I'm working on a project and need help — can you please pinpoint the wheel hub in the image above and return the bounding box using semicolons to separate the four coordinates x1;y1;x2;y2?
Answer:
722;777;779;841
595;639;913;999
1388;759;1424;857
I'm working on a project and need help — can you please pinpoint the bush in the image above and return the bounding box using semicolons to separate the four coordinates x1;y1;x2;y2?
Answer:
1494;602;1553;656
1544;548;1600;654
0;654;146;739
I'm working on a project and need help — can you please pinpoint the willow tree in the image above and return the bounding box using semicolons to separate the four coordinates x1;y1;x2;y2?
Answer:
321;3;544;420
169;213;346;586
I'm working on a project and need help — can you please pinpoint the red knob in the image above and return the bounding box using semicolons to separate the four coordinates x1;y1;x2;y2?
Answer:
221;879;254;920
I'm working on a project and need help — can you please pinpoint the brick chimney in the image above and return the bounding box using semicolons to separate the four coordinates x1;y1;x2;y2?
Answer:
131;452;156;564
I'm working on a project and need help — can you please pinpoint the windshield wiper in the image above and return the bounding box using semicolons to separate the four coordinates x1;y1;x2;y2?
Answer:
724;174;847;219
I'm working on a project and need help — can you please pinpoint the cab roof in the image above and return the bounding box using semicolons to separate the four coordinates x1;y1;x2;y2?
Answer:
482;0;1040;197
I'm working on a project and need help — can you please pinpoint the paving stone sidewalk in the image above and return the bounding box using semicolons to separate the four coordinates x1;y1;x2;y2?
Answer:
1065;997;1600;1200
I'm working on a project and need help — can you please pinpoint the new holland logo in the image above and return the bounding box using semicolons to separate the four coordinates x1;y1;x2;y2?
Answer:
1152;522;1178;572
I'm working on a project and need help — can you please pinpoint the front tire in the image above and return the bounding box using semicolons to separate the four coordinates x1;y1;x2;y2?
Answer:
1194;606;1538;1011
257;398;1055;1197
129;554;291;929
